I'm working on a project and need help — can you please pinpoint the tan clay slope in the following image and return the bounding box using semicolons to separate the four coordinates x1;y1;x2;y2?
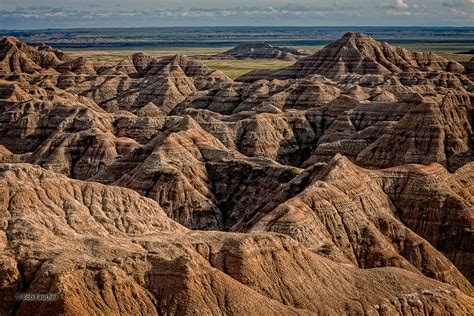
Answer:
87;114;474;289
302;88;473;170
0;37;231;115
93;115;238;230
233;154;473;290
178;84;472;171
0;80;141;180
87;110;474;290
377;161;474;283
238;32;465;81
92;114;300;231
0;163;473;315
0;36;473;296
61;52;231;114
1;36;472;171
0;36;63;74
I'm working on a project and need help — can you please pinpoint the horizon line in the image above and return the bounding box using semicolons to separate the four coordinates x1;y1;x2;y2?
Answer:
2;25;474;32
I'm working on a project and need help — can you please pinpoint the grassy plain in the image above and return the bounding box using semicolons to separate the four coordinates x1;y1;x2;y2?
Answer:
70;43;473;79
201;59;294;79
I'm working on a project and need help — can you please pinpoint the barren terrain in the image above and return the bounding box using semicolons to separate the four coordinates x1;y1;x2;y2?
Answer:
0;32;473;315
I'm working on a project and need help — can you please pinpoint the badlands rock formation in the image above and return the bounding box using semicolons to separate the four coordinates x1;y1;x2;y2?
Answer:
220;42;311;60
238;32;464;80
1;163;473;315
0;34;473;314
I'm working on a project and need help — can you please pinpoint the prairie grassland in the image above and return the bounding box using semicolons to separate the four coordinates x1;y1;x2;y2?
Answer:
438;53;473;64
201;59;294;79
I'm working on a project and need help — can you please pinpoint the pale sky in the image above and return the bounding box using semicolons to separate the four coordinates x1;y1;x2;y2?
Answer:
0;0;473;29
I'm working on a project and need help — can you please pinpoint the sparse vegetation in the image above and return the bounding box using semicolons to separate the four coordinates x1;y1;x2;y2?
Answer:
288;166;301;176
201;59;294;79
159;168;180;176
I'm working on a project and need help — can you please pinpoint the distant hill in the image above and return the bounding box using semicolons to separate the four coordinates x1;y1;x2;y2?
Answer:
219;42;311;61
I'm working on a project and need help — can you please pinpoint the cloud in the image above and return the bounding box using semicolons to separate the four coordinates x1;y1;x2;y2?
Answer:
379;0;410;9
0;2;472;29
0;5;335;25
442;0;474;8
387;10;412;16
448;7;474;19
332;1;361;10
163;6;331;17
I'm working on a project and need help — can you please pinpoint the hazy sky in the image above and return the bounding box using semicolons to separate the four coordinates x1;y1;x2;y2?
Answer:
1;0;473;29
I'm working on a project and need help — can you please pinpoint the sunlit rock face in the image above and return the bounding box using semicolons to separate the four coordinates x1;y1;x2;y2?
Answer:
0;34;473;315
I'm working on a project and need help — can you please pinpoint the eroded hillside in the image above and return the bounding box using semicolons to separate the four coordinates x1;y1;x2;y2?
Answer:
0;33;473;315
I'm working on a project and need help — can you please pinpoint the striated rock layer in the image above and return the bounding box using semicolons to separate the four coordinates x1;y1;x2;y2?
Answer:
246;155;474;290
0;163;473;315
0;33;473;314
